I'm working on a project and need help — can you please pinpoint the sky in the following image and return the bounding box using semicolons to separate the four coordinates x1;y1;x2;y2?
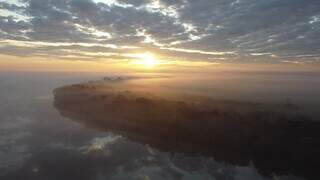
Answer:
0;0;320;71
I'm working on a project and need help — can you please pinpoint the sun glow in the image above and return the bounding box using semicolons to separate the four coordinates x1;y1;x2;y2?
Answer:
141;52;159;68
129;52;160;68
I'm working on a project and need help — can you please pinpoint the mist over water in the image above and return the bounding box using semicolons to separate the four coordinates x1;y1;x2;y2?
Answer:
0;70;319;180
111;71;320;117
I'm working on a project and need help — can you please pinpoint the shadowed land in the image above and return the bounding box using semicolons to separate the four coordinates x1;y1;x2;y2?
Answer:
53;78;320;180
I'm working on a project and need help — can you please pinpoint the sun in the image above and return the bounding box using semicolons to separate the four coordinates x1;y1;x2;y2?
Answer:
141;52;159;68
129;52;160;68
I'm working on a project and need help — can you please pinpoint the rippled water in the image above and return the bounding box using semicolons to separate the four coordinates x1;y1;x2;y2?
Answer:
0;71;319;180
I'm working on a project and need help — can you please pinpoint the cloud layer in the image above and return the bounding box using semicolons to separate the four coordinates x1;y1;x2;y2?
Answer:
1;0;320;63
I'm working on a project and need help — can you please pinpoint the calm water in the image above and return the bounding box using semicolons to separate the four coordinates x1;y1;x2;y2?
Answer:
1;71;319;180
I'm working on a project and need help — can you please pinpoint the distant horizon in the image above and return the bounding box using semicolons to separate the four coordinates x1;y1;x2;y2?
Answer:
1;54;320;73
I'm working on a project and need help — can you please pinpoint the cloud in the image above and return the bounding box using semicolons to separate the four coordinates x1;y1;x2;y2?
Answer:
0;0;319;63
79;135;122;154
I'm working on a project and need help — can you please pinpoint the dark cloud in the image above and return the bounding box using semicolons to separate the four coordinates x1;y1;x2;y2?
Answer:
0;0;320;63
